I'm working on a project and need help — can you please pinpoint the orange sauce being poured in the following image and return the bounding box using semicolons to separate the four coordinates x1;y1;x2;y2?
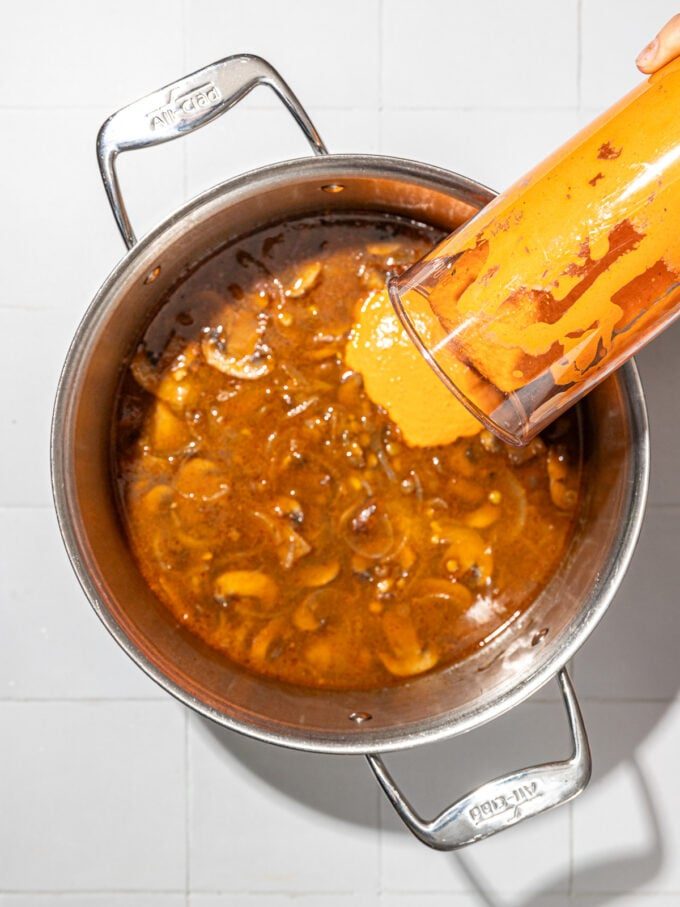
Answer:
391;57;680;443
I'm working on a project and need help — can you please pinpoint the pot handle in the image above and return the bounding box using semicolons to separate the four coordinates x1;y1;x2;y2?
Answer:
367;669;591;850
97;54;328;249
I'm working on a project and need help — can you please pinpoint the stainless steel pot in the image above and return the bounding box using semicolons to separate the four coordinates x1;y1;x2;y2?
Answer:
51;55;649;850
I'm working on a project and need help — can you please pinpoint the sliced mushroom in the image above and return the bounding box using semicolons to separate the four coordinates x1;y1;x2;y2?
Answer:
137;483;173;519
379;648;439;677
130;347;160;394
357;262;385;291
366;242;400;256
379;606;438;677
506;436;546;466
464;501;501;529
285;261;322;297
447;475;486;506
292;598;322;631
154;343;200;411
174;457;229;502
149;402;192;454
214;570;278;611
433;522;493;586
296;560;340;588
547;446;578;510
202;330;272;380
305;638;333;671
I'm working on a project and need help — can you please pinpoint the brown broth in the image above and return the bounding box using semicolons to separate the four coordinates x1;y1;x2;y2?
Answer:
114;213;582;690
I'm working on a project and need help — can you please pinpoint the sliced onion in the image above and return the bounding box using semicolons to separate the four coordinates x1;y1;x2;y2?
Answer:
277;528;312;570
412;578;474;609
339;498;397;560
294;587;344;635
371;435;398;483
250;617;287;662
253;508;312;569
490;468;528;542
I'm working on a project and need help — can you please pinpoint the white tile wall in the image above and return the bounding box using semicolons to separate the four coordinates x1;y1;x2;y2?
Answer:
380;109;586;191
0;509;163;698
188;717;380;894
381;0;579;109
185;101;380;199
574;507;680;701
0;899;186;907
185;0;381;110
580;0;680;107
0;702;186;891
2;1;679;904
572;701;680;895
189;898;375;907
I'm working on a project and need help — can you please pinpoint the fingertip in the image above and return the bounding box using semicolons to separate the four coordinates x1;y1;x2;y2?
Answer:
635;36;660;72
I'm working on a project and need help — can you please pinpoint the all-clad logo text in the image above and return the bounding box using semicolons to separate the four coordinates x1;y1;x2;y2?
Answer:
469;781;541;826
147;81;221;130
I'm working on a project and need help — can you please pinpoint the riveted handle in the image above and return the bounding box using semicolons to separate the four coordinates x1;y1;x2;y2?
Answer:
97;53;328;249
367;669;591;850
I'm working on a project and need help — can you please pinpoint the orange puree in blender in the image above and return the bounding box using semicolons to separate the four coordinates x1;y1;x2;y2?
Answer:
346;289;481;446
389;57;680;443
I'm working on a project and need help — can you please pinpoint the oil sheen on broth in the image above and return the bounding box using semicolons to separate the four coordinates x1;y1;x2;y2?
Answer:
114;213;582;691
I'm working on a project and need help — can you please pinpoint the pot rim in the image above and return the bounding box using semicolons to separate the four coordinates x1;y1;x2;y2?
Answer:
51;153;650;754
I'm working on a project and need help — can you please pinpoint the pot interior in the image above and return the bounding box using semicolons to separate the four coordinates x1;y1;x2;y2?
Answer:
54;156;648;753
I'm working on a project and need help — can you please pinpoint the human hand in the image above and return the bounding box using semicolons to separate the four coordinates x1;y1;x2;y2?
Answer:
636;14;680;73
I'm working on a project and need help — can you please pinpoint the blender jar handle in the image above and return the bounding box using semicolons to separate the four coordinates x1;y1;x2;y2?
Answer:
367;669;591;850
97;53;328;249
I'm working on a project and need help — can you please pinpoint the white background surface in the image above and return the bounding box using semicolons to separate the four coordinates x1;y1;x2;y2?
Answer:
1;1;679;904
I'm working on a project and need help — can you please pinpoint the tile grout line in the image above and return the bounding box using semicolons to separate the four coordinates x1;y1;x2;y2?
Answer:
4;890;680;898
5;888;680;896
